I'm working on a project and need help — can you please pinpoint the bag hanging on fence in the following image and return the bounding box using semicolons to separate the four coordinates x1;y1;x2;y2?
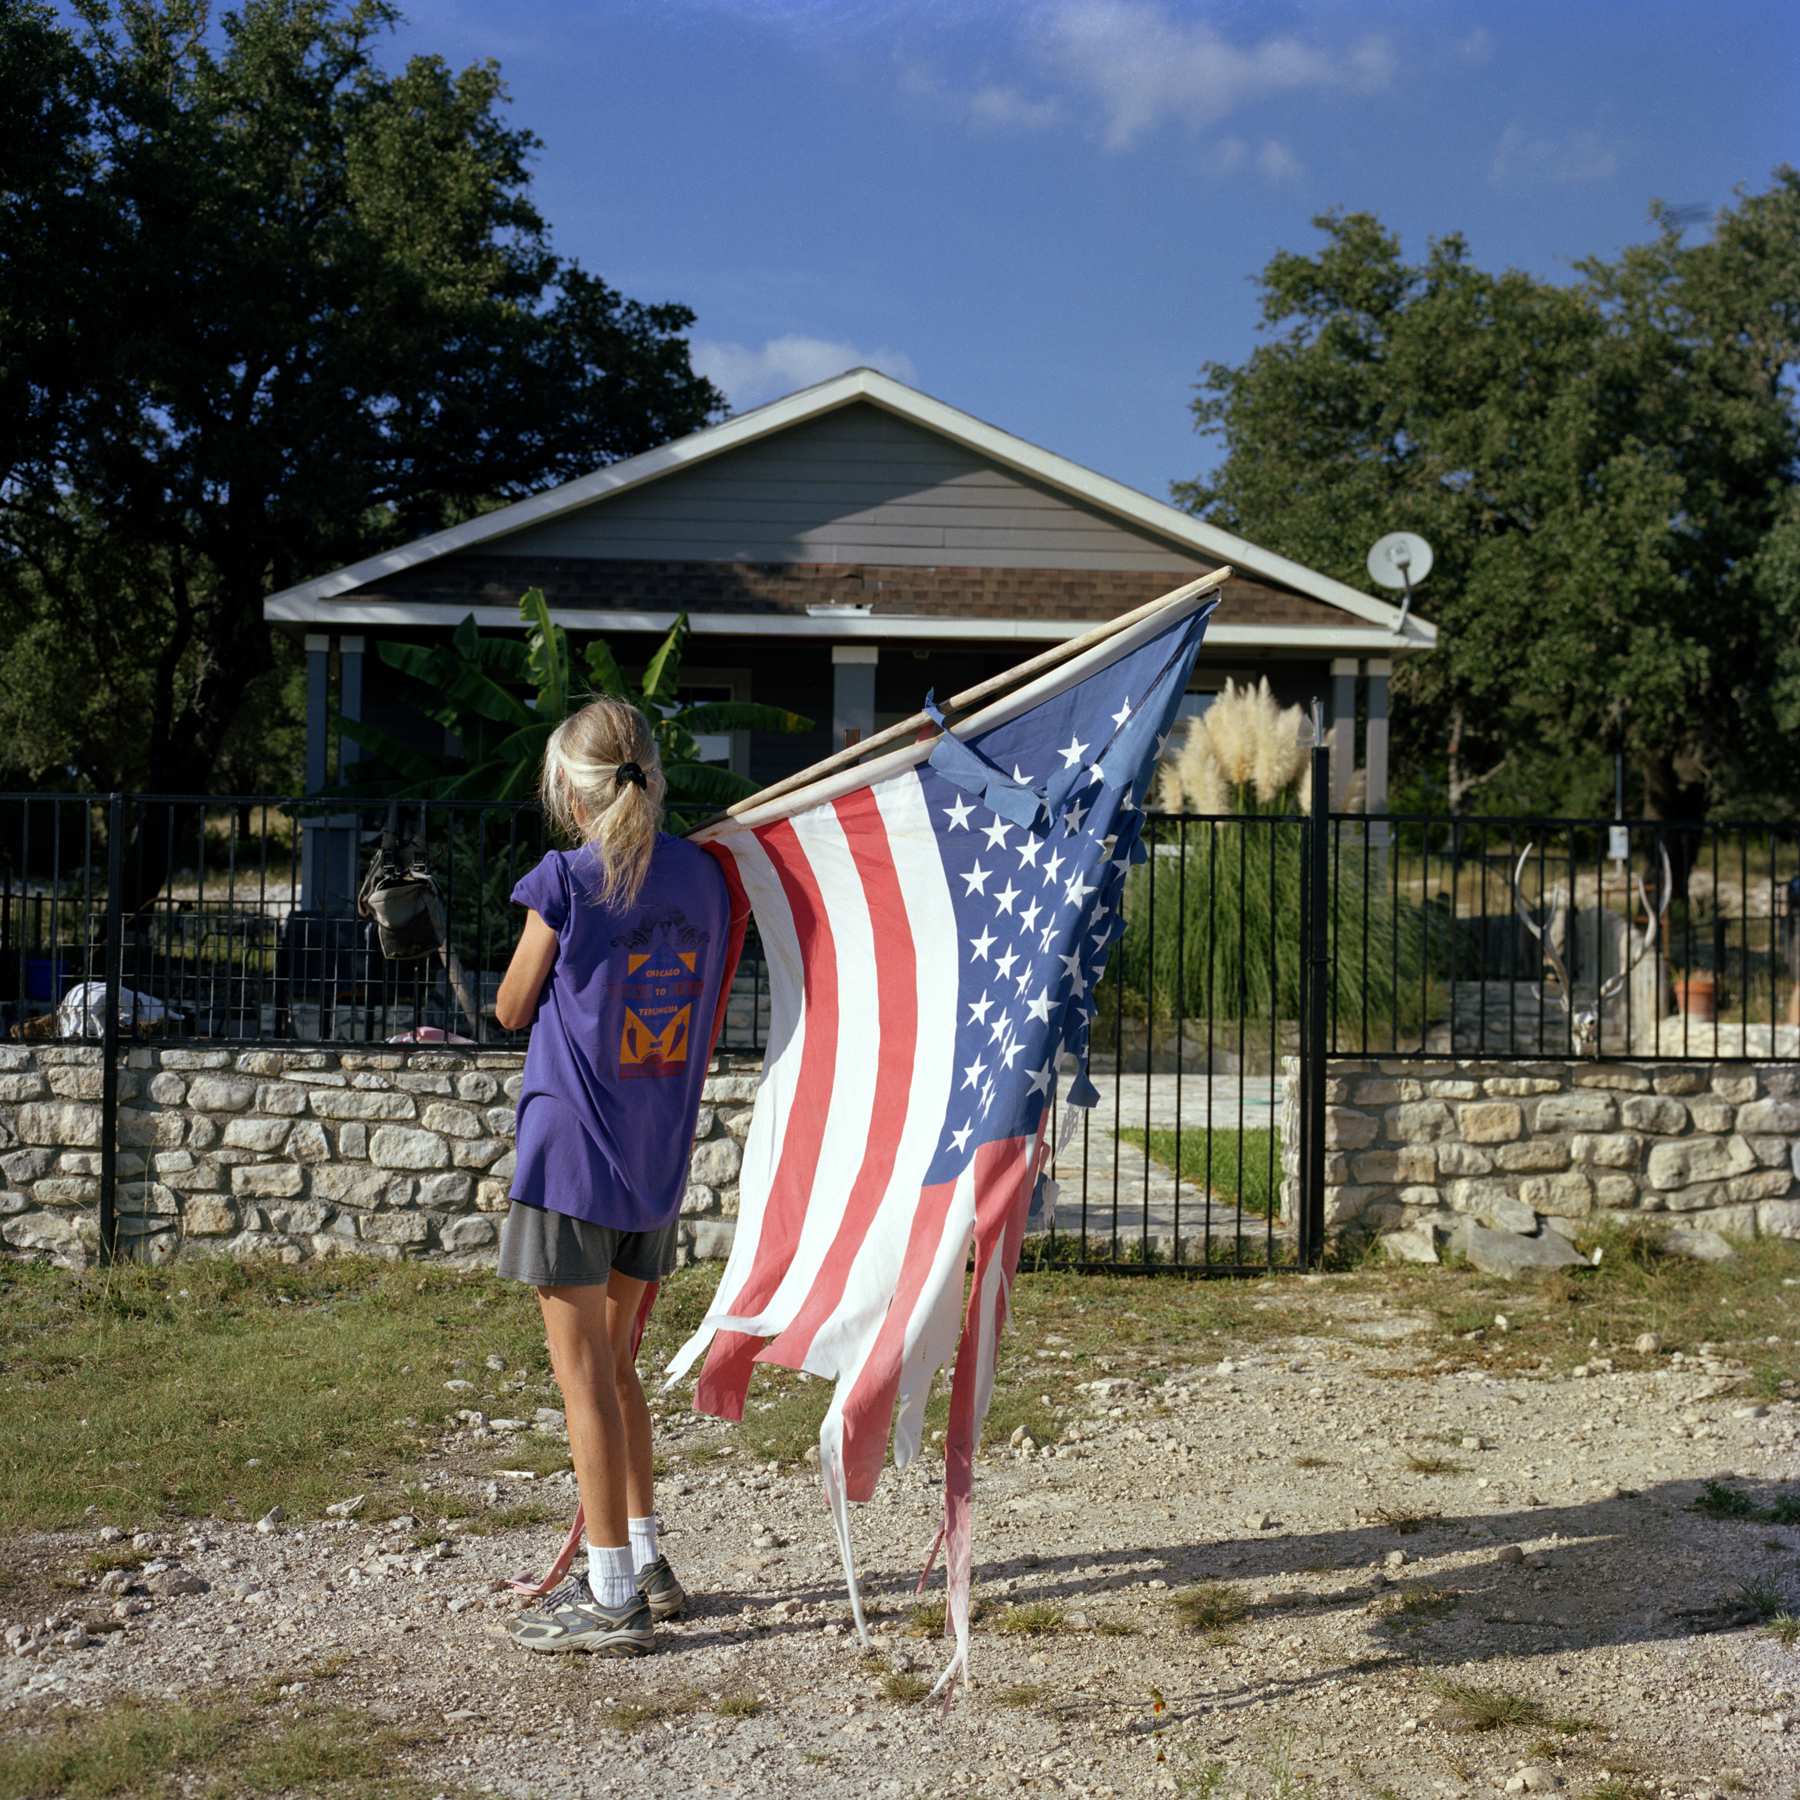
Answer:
356;803;447;961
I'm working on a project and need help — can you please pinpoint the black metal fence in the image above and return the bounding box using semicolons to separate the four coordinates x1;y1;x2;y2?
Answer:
0;793;771;1052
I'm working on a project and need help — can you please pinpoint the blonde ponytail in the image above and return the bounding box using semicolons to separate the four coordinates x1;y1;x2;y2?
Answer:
540;699;666;909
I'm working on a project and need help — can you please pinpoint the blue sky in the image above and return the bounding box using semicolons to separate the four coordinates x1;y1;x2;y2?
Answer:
384;0;1798;504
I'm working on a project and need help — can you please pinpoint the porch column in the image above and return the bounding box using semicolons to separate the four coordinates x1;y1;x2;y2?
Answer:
338;635;364;775
832;645;877;751
304;634;331;795
1363;658;1391;818
1329;657;1358;810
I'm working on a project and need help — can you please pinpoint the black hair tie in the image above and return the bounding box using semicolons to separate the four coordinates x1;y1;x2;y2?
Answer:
614;761;648;791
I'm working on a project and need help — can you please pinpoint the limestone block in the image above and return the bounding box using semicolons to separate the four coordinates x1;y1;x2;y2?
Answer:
1352;1079;1422;1105
0;1074;47;1104
393;1072;453;1095
1351;1147;1437;1184
689;1134;743;1185
338;1052;403;1072
187;1077;256;1113
3;1211;87;1265
701;1075;761;1105
1748;1135;1789;1168
1765;1067;1800;1099
690;1217;737;1260
116;1180;179;1216
421;1103;484;1140
1451;1220;1587;1280
283;1070;347;1086
1570;1133;1643;1169
483;1106;517;1135
253;1083;309;1117
719;1107;756;1140
15;1102;102;1147
367;1130;448;1173
187;1115;219;1150
182;1195;238;1236
1519;1170;1593;1218
1437;1142;1495;1175
339;1123;368;1159
1323;1186;1376;1225
59;1150;143;1177
1535;1092;1615;1133
1379;1225;1441;1264
159;1158;223;1192
1711;1074;1757;1104
222;1117;293;1153
264;1201;332;1236
1386;1100;1456;1144
475;1180;511;1213
1757;1199;1800;1238
232;1163;305;1200
1570;1069;1649;1092
1395;1185;1442;1209
440;1216;497;1253
1483;1077;1560;1096
1645;1135;1757;1190
681;1182;717;1217
158;1050;231;1070
233;1051;285;1075
690;1106;717;1141
1459;1101;1522;1144
1662;1226;1738;1262
359;1211;429;1245
1736;1097;1800;1135
383;1176;418;1207
350;1072;396;1090
116;1107;184;1150
1592;1174;1638;1208
227;1229;304;1264
1325;1107;1379;1151
489;1150;516;1183
1495;1140;1570;1173
1;1147;53;1183
0;1047;34;1070
1620;1095;1687;1134
1724;1169;1792;1203
452;1137;508;1170
503;1074;524;1101
1652;1069;1706;1096
35;1177;99;1206
455;1072;499;1104
308;1090;416;1122
1446;1180;1536;1234
309;1166;389;1208
1662;1182;1722;1213
286;1121;330;1164
416;1173;474;1211
1686;1098;1734;1133
1680;1203;1759;1236
147;1071;188;1105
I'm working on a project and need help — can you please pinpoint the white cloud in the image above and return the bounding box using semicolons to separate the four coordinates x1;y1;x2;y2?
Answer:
1491;123;1622;185
967;84;1065;130
1256;139;1304;182
691;335;919;412
1037;1;1393;150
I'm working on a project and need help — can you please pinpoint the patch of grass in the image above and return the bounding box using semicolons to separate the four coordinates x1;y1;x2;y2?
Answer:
1096;1618;1140;1637
1690;1480;1759;1519
882;1672;932;1704
461;1501;555;1536
738;1379;831;1467
712;1691;763;1718
683;1441;726;1466
1383;1585;1460;1631
1761;1612;1800;1648
906;1594;986;1635
1115;1126;1283;1217
992;1601;1063;1636
1767;1490;1800;1525
981;1392;1061;1455
1292;1455;1333;1470
1372;1506;1435;1535
1430;1678;1546;1733
86;1547;143;1574
0;1693;443;1799
1172;1583;1248;1634
1734;1577;1789;1619
1403;1453;1467;1475
606;1696;690;1733
1584;1779;1657;1800
988;1683;1044;1708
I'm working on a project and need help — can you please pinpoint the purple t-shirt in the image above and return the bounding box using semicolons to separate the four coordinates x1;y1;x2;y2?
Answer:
508;835;740;1232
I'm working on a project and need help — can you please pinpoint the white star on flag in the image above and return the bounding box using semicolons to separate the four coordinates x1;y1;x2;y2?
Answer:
1015;835;1042;867
961;861;991;896
1058;735;1089;768
968;926;995;960
1112;698;1132;727
966;991;993;1025
943;795;973;830
994;881;1020;915
980;817;1011;850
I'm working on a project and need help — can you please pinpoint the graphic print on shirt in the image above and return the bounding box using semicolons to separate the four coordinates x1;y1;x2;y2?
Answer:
612;907;712;1080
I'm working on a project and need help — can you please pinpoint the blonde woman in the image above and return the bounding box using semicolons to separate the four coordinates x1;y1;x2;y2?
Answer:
493;699;747;1656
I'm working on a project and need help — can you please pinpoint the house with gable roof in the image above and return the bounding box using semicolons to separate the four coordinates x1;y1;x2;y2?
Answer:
265;368;1434;854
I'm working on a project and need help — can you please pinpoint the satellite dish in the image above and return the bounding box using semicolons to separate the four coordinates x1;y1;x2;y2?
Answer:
1366;532;1434;591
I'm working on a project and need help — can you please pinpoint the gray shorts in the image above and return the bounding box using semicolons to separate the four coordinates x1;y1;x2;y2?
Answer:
495;1201;681;1288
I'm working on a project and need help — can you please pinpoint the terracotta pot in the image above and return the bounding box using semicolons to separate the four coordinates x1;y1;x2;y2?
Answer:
1673;974;1717;1021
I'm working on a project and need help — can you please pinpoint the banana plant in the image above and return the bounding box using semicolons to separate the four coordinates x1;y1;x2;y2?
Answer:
319;588;810;814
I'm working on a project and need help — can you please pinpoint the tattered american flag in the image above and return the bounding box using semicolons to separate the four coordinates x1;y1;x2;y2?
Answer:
666;579;1219;1691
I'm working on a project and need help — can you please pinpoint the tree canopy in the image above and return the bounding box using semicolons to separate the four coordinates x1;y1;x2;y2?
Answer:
1175;173;1800;821
0;0;723;796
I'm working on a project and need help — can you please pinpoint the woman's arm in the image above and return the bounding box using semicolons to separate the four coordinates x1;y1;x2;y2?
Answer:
494;911;559;1030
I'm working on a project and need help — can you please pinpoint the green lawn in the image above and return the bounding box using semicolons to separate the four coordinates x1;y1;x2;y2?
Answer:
1115;1124;1283;1216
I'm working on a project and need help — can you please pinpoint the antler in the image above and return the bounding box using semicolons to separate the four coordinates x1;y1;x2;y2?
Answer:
1596;841;1673;1002
1512;844;1574;1015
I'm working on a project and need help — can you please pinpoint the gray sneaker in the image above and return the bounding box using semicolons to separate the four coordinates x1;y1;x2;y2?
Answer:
508;1579;654;1656
636;1555;686;1622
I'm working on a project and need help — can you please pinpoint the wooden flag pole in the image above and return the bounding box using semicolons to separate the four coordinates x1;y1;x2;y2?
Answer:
683;566;1230;833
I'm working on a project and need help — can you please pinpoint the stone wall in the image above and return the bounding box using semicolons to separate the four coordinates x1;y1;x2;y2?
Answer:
0;1044;759;1271
1280;1057;1800;1250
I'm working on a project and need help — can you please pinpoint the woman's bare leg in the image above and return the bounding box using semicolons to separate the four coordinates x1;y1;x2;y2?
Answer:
537;1267;650;1553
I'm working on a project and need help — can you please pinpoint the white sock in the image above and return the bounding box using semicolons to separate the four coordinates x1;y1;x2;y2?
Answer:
586;1542;635;1609
629;1514;658;1571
